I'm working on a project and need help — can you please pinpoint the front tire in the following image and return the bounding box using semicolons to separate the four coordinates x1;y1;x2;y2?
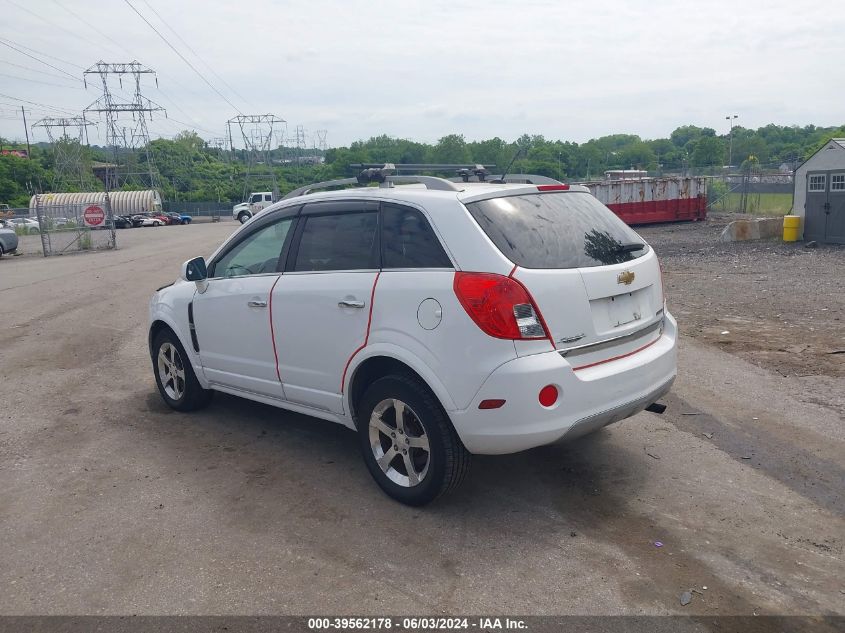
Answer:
238;212;251;224
151;328;213;412
357;374;470;506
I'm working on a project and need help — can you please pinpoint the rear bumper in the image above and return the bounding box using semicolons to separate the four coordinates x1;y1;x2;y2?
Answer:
450;312;678;454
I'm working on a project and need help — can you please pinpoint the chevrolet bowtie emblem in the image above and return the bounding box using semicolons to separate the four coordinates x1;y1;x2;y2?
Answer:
617;270;635;285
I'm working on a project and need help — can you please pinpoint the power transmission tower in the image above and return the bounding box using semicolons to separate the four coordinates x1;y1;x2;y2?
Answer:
314;129;328;153
83;61;166;189
209;137;230;160
32;117;97;191
227;114;284;200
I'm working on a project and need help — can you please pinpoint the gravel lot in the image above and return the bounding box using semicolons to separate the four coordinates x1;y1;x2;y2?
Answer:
0;218;842;621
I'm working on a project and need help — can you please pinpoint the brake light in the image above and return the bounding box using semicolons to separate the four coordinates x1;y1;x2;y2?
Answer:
453;272;549;340
537;184;570;191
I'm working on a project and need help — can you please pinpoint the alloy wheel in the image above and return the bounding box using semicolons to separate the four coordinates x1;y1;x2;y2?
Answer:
157;342;186;400
368;398;430;487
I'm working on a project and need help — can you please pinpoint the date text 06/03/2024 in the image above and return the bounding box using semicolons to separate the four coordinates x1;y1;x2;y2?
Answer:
306;617;528;630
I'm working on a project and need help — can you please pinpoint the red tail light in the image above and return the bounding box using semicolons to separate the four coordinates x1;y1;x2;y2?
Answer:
453;272;549;340
537;184;569;191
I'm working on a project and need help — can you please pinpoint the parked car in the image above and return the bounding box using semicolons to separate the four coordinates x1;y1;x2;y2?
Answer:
10;218;40;234
0;218;15;229
130;213;162;227
0;226;18;256
165;212;192;225
148;168;677;505
111;215;133;229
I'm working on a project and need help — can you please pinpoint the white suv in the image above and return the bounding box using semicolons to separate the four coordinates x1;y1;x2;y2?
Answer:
149;172;677;505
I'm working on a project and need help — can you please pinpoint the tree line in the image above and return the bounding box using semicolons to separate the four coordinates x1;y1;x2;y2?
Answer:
1;122;842;207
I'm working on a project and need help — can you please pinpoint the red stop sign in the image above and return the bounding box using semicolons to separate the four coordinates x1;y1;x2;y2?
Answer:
83;205;105;227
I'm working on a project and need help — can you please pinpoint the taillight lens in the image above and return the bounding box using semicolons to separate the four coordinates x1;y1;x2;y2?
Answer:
453;272;549;340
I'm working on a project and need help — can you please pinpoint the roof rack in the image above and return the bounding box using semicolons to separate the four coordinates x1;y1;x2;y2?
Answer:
451;173;564;185
281;163;466;200
352;162;495;182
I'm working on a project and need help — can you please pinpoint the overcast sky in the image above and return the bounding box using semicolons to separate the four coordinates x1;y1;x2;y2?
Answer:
1;0;842;149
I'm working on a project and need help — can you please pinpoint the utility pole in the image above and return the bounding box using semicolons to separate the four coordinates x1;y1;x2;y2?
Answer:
557;152;562;182
21;106;31;158
725;114;738;168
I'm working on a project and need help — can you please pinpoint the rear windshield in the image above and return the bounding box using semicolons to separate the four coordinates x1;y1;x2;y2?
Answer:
465;192;649;269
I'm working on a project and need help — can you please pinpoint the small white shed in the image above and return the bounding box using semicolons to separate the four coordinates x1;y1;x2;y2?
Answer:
792;138;845;243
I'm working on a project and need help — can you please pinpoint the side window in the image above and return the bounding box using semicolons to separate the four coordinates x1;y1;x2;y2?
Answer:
212;218;293;278
382;205;452;269
264;194;273;202
250;194;262;203
293;212;378;271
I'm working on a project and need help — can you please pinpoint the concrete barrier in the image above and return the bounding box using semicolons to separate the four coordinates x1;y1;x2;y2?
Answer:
719;217;784;242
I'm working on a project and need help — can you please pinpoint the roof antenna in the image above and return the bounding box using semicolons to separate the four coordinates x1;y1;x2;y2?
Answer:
492;146;526;184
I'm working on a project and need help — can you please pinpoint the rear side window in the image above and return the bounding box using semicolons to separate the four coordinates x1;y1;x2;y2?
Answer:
293;212;378;271
381;205;452;269
465;192;649;269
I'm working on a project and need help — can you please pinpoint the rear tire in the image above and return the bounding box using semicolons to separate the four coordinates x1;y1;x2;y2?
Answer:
0;243;4;257
357;374;470;506
151;328;213;412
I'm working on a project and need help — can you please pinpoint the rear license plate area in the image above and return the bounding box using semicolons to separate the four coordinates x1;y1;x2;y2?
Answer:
608;292;642;327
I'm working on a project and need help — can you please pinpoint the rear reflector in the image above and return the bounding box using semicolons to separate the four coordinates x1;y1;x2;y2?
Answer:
453;272;549;340
478;399;506;410
536;184;570;191
539;385;558;407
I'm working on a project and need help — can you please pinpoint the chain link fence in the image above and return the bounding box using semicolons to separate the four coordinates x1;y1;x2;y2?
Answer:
33;193;117;257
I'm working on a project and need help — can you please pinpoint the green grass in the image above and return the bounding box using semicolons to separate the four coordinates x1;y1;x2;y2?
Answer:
714;193;793;216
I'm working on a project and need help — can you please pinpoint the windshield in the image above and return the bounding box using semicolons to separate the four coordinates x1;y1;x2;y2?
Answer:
465;192;649;269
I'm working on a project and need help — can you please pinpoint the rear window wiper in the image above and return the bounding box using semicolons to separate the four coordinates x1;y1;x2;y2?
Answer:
614;242;646;253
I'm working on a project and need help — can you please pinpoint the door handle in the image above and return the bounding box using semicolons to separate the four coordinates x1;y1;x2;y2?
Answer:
338;299;365;309
247;299;268;308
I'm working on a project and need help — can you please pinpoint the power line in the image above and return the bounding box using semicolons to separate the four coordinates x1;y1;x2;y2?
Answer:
123;0;243;115
0;92;77;115
0;37;86;70
0;71;83;90
48;0;226;121
6;0;98;55
0;58;84;82
51;0;132;59
139;0;252;111
0;39;81;81
0;100;68;115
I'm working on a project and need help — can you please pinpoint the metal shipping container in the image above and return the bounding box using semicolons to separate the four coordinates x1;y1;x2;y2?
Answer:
581;177;707;225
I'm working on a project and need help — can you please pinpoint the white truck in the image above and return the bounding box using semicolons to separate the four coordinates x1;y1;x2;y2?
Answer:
232;192;274;224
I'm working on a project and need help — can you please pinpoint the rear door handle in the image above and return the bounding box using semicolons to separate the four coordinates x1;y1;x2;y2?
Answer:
247;299;268;308
338;299;365;309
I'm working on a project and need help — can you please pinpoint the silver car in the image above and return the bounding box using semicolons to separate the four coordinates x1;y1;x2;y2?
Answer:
0;227;18;257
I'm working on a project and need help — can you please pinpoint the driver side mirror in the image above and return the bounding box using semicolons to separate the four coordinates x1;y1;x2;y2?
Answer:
182;256;207;282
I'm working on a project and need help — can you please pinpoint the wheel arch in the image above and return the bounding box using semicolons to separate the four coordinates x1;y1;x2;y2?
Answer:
346;347;457;427
148;316;207;387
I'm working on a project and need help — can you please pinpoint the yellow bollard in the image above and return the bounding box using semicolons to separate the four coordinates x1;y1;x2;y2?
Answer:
783;215;801;242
